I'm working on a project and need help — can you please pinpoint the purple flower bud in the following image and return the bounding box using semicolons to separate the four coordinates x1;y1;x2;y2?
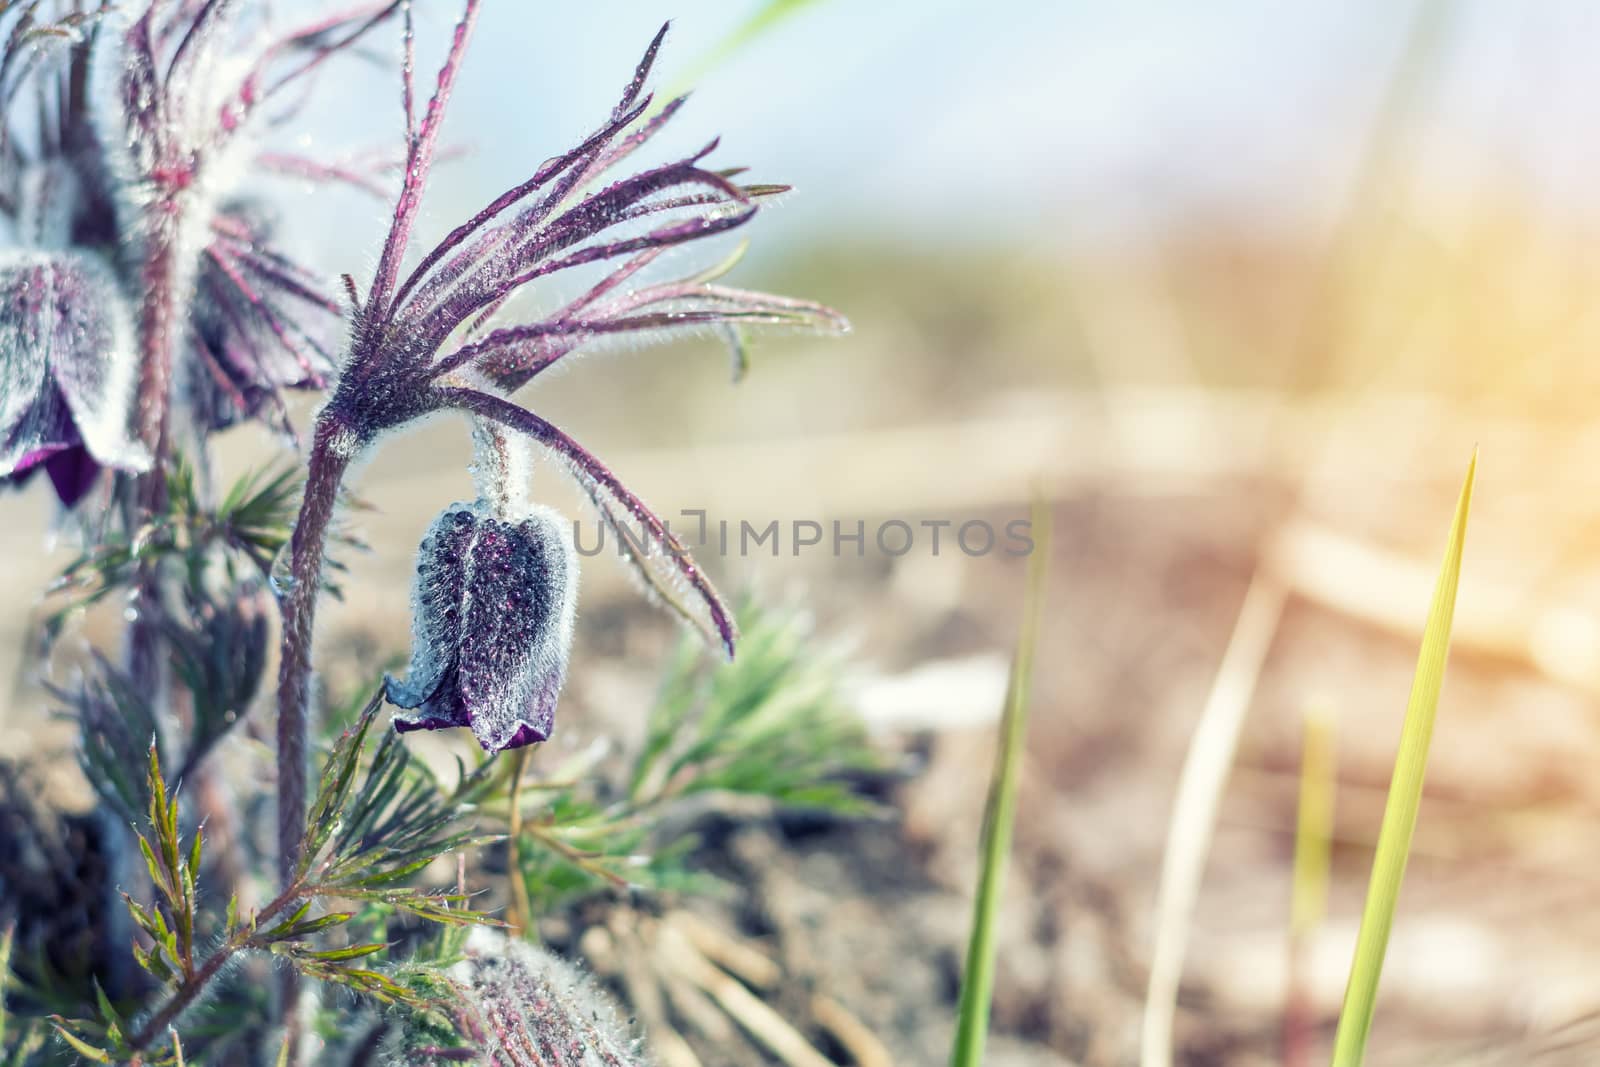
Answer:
0;250;149;506
384;500;578;753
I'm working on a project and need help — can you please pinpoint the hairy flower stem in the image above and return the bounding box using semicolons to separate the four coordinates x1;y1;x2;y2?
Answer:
275;414;355;884
134;206;181;455
125;210;183;734
271;413;353;1054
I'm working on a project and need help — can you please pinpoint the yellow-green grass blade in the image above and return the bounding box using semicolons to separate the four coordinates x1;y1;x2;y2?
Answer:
950;497;1050;1067
1292;701;1337;940
1330;451;1476;1066
1286;701;1337;1067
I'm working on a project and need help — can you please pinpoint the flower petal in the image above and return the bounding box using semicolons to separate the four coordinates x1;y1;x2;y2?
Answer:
385;501;578;753
0;269;51;446
456;508;576;752
43;446;102;507
385;502;479;715
0;250;148;480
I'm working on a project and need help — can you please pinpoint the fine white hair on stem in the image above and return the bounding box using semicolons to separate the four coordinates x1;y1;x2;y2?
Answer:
470;411;532;518
1140;569;1286;1067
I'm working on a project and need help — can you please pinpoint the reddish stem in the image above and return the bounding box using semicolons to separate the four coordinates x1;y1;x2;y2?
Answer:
124;198;183;744
274;414;354;884
271;412;354;1058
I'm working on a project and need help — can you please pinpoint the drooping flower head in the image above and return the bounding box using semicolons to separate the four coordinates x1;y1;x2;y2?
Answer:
319;10;842;747
385;412;583;753
385;497;578;753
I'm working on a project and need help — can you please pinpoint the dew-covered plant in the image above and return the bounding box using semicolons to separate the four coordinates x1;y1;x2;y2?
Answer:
0;2;862;1064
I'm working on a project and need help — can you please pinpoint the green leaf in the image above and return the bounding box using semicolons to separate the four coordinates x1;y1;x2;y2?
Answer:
950;496;1049;1067
1330;451;1475;1067
302;943;388;963
258;908;354;944
300;694;382;874
91;982;124;1045
49;1020;111;1062
138;835;167;899
187;829;203;888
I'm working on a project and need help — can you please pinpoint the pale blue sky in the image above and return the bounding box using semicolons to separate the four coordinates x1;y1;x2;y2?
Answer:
276;2;1600;265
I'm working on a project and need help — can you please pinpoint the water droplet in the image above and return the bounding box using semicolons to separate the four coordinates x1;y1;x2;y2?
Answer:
269;542;297;598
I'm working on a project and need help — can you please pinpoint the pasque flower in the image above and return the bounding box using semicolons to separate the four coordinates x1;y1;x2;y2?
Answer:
316;11;844;670
385;419;578;753
385;503;576;753
337;9;843;755
0;1;393;503
275;3;843;867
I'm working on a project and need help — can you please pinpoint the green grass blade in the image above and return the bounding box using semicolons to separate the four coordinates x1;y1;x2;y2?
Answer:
1330;451;1476;1067
950;497;1050;1067
1286;700;1337;1067
1292;701;1337;940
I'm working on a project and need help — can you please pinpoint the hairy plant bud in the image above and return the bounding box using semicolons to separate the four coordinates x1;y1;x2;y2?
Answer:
394;928;650;1066
384;500;578;753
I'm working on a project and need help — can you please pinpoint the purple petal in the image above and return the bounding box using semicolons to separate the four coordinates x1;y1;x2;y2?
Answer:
0;250;147;481
386;500;577;754
387;503;478;711
43;446;102;507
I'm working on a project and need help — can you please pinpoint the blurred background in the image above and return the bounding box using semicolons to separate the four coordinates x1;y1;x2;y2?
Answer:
12;1;1600;1063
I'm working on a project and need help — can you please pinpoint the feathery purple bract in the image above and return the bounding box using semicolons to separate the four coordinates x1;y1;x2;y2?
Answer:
385;501;577;754
190;203;341;432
